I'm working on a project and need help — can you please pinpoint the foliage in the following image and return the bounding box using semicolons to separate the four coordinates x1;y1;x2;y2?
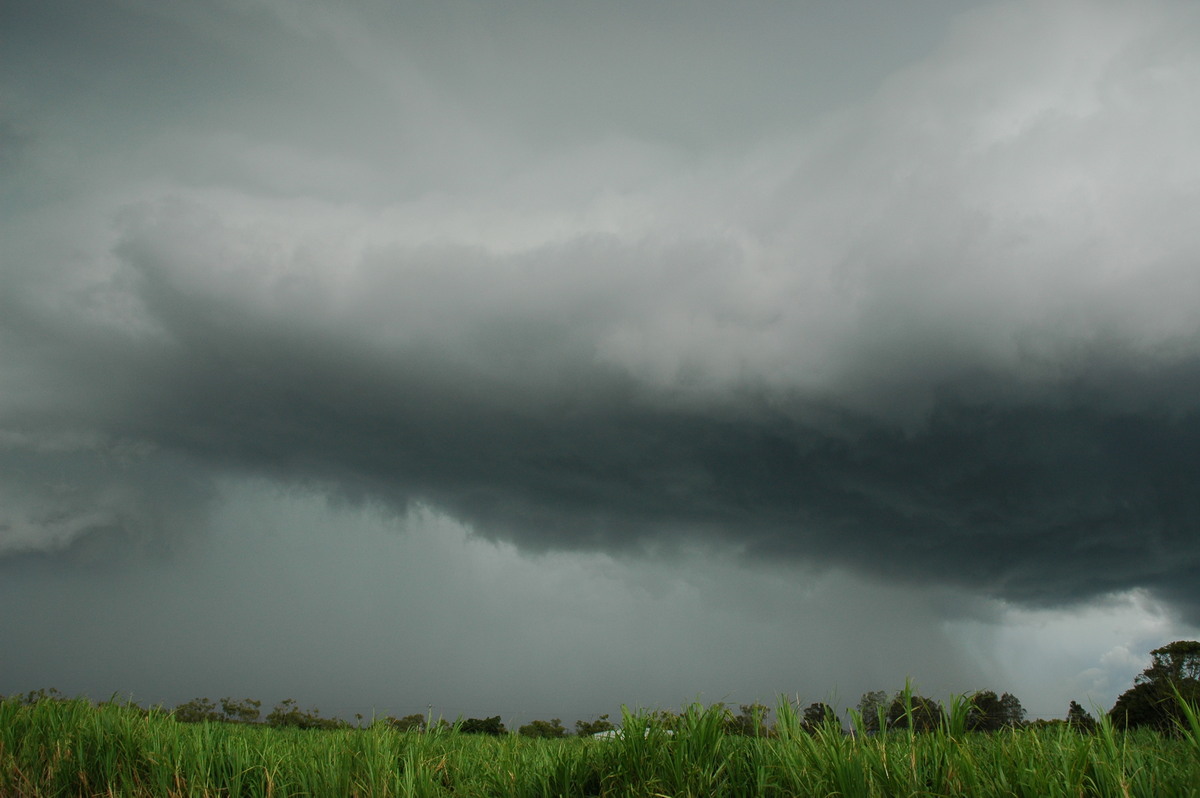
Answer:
9;693;1200;798
8;687;66;705
998;691;1027;727
856;690;888;733
1111;640;1200;733
387;712;427;732
1138;640;1200;684
171;697;223;724
723;702;771;737
802;701;837;732
574;713;615;737
172;696;263;724
459;715;507;735
1066;700;1098;733
266;698;346;730
652;705;681;729
1028;717;1069;730
220;696;262;723
965;690;1026;731
886;691;943;733
517;718;567;738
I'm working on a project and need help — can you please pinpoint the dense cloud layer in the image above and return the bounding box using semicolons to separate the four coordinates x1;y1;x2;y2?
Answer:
4;0;1200;624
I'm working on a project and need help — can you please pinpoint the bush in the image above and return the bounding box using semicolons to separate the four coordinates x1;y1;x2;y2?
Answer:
265;699;345;730
576;714;615;736
459;715;507;735
518;718;567;738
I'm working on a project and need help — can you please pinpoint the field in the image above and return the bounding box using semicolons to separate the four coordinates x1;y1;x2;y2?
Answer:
3;694;1199;797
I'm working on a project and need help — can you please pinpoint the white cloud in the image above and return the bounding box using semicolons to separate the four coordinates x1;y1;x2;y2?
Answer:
946;589;1197;718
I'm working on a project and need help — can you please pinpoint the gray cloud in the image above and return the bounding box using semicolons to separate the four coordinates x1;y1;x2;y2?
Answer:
5;0;1200;714
8;191;1200;617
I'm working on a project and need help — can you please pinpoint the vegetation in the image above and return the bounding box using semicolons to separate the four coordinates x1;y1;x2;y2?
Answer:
964;690;1026;731
801;701;836;732
387;714;430;733
458;716;508;736
517;718;568;739
573;714;615;737
722;702;772;737
4;692;1200;797
1109;640;1200;733
3;642;1199;796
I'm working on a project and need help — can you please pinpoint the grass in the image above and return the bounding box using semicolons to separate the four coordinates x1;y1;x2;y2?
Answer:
3;693;1200;797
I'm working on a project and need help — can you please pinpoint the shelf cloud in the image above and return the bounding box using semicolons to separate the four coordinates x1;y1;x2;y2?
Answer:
3;0;1200;716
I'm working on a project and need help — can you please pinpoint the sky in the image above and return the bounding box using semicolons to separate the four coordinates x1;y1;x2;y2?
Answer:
2;0;1200;727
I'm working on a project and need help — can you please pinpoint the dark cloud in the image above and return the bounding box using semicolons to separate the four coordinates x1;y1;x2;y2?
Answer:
0;430;213;561
5;193;1200;619
4;0;1200;715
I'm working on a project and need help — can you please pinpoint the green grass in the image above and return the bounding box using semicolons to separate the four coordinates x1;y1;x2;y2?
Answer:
3;694;1199;797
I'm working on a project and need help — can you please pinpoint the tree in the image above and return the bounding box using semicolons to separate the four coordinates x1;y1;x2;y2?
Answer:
1028;718;1068;730
1109;682;1164;730
887;693;942;733
387;713;427;732
172;696;263;725
1066;701;1097;733
173;697;222;724
518;718;567;738
856;691;888;733
1139;640;1200;684
965;690;1003;732
219;697;261;724
802;702;837;733
998;692;1027;728
1110;640;1200;732
266;698;344;730
459;716;507;735
15;688;65;705
725;703;771;737
575;714;615;737
648;709;680;732
965;690;1024;731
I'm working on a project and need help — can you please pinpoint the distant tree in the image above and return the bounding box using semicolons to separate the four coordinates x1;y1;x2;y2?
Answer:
963;690;1024;731
1110;683;1159;730
998;692;1027;728
173;697;223;724
1066;701;1098;733
1028;718;1068;730
887;693;943;733
1110;640;1200;732
802;702;837;732
518;718;568;738
708;702;736;734
14;688;66;706
575;714;615;737
266;698;344;730
648;709;680;732
1139;640;1200;684
856;691;888;734
219;697;261;724
965;690;1003;732
459;716;507;735
725;703;771;737
387;713;427;732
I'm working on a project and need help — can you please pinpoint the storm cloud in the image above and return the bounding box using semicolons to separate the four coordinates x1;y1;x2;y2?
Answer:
3;0;1200;716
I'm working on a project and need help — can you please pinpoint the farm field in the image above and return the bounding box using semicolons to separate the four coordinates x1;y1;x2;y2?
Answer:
3;694;1199;797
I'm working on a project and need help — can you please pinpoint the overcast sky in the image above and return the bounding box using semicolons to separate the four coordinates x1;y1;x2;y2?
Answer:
3;0;1200;726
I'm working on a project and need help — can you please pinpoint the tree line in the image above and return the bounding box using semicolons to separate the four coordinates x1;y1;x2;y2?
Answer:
8;641;1198;737
849;641;1200;736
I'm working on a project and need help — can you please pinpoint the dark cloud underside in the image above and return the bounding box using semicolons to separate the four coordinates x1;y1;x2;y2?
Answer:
7;221;1200;618
4;0;1200;627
